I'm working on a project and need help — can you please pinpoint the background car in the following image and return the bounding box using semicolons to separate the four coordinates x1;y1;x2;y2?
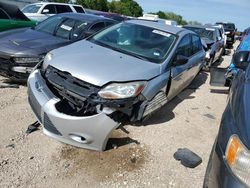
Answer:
0;2;36;32
22;2;85;22
27;20;205;151
210;31;250;87
216;22;237;48
204;34;250;188
85;9;129;22
183;25;224;69
0;13;116;82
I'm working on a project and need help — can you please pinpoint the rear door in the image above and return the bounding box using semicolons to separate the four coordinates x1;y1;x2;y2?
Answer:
189;34;205;79
167;34;193;99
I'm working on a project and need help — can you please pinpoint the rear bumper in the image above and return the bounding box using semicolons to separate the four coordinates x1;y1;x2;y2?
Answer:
28;70;119;151
204;143;247;188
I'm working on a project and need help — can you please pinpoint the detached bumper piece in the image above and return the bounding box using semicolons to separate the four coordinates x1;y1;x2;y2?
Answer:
28;69;119;151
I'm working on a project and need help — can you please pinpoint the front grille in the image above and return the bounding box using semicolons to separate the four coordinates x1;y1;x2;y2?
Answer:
28;87;42;123
45;66;100;101
0;58;11;71
43;113;62;136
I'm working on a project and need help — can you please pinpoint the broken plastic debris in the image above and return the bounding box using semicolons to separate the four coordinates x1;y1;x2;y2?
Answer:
173;148;202;168
0;83;19;88
26;121;40;134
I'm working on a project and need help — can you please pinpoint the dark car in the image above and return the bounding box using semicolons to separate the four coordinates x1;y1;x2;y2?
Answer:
204;37;250;187
0;2;36;31
183;25;224;69
216;22;237;48
0;13;116;82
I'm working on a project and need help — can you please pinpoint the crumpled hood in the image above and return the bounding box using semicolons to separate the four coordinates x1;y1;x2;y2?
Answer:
0;28;68;56
48;40;162;86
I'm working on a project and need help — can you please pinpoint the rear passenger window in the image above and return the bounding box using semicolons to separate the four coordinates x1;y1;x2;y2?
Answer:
73;6;85;13
42;5;56;14
192;35;202;54
176;34;191;57
89;22;105;32
0;9;9;19
55;5;72;13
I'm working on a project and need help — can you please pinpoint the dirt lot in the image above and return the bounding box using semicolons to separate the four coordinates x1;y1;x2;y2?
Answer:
0;43;237;188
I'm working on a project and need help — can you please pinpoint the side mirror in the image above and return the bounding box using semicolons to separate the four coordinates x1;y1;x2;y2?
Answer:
233;51;249;70
42;9;49;14
225;31;230;35
174;55;188;66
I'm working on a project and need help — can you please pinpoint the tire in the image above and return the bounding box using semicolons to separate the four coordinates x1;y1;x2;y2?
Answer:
203;56;214;72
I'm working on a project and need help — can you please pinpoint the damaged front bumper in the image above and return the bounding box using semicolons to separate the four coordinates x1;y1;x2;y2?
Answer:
0;57;36;82
28;69;120;151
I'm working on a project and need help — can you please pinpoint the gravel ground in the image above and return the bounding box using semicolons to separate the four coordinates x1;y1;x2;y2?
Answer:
0;43;237;188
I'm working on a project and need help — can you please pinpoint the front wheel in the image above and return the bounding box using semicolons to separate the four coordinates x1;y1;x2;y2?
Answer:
203;56;214;72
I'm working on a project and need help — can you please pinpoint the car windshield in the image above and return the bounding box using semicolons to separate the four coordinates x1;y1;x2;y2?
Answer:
89;22;176;63
184;27;215;41
22;4;42;13
34;16;89;40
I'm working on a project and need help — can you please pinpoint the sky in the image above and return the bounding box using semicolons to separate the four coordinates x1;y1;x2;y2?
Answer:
135;0;249;31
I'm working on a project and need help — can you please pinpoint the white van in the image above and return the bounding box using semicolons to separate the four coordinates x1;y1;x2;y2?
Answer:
22;2;85;22
138;14;177;26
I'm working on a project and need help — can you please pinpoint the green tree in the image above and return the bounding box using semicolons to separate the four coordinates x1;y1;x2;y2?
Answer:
151;11;188;25
108;0;143;17
188;21;202;26
76;0;109;12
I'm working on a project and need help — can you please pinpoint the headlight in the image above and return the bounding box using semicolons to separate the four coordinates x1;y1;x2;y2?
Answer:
13;57;42;64
225;135;250;186
42;53;53;70
98;81;147;99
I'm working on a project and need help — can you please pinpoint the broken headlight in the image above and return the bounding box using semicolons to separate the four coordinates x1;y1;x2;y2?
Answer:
98;81;147;99
13;57;42;64
42;53;53;70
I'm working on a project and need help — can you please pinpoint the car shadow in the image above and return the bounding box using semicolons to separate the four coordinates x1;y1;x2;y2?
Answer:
105;130;140;151
0;77;26;88
139;71;208;126
210;88;229;94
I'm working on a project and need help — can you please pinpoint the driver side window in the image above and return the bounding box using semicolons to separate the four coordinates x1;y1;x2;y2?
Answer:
175;34;192;58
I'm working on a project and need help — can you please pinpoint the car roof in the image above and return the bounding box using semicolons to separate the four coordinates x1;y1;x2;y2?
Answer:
31;2;82;6
183;25;217;31
126;19;185;35
58;13;115;23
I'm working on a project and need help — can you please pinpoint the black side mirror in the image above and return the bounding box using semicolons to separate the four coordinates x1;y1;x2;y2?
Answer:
233;51;250;70
174;55;189;66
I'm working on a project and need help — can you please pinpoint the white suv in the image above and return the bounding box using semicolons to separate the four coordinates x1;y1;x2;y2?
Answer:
22;2;85;22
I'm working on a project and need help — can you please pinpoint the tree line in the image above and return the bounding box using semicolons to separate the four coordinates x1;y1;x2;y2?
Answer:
52;0;202;25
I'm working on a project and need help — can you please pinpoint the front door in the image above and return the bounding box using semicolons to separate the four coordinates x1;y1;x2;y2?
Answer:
167;34;194;100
